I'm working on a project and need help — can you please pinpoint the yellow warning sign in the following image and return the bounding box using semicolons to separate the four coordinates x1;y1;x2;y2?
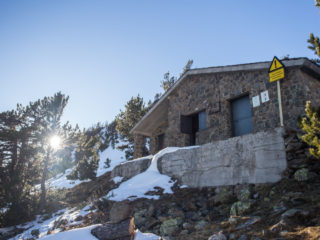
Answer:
269;56;285;82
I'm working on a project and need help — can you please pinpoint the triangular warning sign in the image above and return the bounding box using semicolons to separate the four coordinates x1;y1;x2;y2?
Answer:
269;56;284;72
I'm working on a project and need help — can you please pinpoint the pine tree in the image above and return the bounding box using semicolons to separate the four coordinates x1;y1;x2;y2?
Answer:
115;95;149;160
37;92;70;211
67;124;103;180
308;1;320;60
160;59;193;92
299;101;320;159
160;72;176;91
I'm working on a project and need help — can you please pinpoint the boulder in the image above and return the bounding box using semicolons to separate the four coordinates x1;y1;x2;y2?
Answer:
213;187;235;204
91;217;135;240
230;200;255;216
281;208;309;220
159;218;182;237
208;231;227;240
235;216;261;230
194;220;208;231
294;168;311;181
133;209;148;228
109;201;132;224
234;185;252;201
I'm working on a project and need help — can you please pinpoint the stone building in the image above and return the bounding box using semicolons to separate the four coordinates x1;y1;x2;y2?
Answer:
131;58;320;159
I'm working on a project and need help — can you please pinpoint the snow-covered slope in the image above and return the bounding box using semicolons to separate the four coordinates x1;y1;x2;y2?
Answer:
10;204;96;240
37;145;125;190
105;146;198;201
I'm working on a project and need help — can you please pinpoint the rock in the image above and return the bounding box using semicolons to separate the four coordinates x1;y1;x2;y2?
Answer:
146;204;155;217
183;201;197;211
270;220;286;232
159;218;182;237
109;201;132;224
294;168;310;181
213;187;235;204
273;204;287;213
281;208;309;219
228;216;240;225
230;200;255;216
91;217;135;240
238;234;247;240
279;230;288;237
74;215;83;222
168;208;185;219
180;230;189;235
194;220;208;231
229;233;236;240
235;216;261;230
235;185;252;201
182;222;192;230
208;231;227;240
31;229;40;238
133;209;148;228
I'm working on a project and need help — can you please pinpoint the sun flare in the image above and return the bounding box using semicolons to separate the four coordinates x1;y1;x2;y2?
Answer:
49;135;61;150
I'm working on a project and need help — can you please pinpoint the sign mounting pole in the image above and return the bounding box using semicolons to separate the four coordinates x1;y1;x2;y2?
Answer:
268;56;285;127
277;80;284;127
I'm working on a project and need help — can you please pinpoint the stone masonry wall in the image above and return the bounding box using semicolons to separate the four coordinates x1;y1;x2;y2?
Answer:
156;67;320;151
133;134;146;159
157;128;287;187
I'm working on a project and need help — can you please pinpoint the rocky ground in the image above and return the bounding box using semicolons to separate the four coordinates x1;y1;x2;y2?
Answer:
2;128;320;240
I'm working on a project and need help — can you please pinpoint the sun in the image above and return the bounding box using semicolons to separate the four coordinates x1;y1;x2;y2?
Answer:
49;135;61;150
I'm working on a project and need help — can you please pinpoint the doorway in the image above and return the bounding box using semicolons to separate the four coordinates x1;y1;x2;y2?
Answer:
180;110;206;145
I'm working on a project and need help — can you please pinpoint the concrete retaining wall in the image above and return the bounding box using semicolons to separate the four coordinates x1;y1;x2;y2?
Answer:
158;128;287;187
111;156;152;180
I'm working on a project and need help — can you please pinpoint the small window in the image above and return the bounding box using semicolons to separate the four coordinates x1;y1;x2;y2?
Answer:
198;111;206;131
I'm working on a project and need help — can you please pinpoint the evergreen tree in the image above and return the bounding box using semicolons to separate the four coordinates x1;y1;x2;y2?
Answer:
100;121;119;151
299;101;320;159
308;1;320;60
160;72;176;91
67;124;103;180
0;100;46;225
160;59;193;92
37;92;70;211
115;95;149;160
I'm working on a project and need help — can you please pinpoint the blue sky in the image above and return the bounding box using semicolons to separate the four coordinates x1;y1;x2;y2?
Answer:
0;1;319;128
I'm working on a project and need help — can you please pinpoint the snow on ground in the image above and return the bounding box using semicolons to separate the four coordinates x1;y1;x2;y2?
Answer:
105;146;198;201
112;176;124;184
35;168;91;190
135;229;161;240
10;204;95;240
24;226;161;240
96;144;126;177
34;145;126;190
40;225;100;240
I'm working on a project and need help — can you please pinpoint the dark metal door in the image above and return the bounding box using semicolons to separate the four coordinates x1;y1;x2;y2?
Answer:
231;95;253;137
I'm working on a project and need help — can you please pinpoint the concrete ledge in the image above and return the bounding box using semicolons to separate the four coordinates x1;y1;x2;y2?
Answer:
111;156;152;180
158;128;287;187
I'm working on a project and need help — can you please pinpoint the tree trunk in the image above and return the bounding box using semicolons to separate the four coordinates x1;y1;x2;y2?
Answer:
39;148;51;211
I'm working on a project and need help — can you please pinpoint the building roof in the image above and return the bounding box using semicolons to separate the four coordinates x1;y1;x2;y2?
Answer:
131;58;320;136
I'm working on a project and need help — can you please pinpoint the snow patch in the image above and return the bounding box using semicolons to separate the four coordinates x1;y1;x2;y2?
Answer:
112;176;124;184
96;145;125;177
105;146;198;201
134;229;161;240
10;204;95;240
40;224;100;240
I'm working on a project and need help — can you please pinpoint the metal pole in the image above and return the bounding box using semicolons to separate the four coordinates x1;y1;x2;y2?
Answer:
277;80;284;127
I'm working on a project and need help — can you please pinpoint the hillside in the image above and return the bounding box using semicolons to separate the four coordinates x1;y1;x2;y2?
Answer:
1;129;320;240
